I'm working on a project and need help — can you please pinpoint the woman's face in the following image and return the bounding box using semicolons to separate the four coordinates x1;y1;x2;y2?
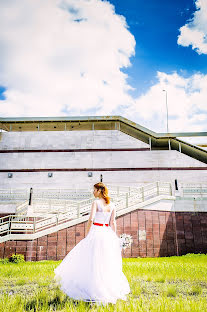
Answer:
93;187;100;198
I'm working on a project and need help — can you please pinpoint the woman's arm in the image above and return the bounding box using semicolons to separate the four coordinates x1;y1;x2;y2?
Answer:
109;205;117;233
85;201;97;236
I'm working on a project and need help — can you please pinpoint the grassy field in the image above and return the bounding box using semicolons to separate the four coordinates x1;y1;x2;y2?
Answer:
0;253;207;311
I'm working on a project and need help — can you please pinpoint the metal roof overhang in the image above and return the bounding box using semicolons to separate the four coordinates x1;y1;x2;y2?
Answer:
0;115;207;164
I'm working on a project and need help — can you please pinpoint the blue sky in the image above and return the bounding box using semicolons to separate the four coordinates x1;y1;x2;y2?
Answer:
110;0;206;96
0;0;206;134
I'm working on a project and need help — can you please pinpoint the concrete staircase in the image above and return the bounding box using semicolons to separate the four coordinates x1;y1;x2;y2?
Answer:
0;182;174;243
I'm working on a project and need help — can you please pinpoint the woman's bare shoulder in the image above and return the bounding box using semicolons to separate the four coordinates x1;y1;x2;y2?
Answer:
92;199;98;207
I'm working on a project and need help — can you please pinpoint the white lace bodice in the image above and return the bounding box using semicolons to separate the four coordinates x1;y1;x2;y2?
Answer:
93;199;115;225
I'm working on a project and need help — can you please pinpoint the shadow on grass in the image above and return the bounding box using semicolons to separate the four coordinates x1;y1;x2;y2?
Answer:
25;293;97;311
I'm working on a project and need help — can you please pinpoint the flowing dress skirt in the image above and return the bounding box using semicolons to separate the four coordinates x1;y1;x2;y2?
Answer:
54;224;130;304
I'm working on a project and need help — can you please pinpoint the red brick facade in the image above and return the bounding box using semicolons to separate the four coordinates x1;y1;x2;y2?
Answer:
0;210;207;261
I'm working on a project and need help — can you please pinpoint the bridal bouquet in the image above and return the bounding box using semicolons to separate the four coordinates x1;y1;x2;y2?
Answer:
119;233;133;250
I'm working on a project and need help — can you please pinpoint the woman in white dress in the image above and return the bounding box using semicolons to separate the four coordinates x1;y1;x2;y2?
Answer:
54;182;130;305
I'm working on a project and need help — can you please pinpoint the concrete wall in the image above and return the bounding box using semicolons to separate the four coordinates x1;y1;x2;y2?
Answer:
1;130;207;189
1;166;207;190
1;209;206;260
1;150;206;170
0;130;148;149
174;198;207;212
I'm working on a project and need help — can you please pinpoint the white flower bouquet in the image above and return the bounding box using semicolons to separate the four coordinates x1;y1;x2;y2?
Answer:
119;233;133;250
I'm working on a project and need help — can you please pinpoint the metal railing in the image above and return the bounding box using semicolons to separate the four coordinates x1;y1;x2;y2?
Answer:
14;182;172;216
15;201;29;215
32;197;95;216
0;189;28;201
180;183;207;198
114;182;172;211
0;182;173;242
0;188;93;202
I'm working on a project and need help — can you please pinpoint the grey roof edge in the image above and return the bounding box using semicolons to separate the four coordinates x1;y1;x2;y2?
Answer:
1;115;207;164
0;115;158;137
0;115;207;139
0;116;118;122
173;137;207;154
158;132;207;137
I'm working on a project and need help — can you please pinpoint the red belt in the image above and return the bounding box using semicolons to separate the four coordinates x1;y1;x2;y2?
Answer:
93;222;109;227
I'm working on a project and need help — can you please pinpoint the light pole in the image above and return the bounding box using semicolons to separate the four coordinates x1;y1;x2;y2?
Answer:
162;89;169;133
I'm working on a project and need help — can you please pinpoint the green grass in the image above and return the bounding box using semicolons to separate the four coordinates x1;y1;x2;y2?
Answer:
0;253;207;311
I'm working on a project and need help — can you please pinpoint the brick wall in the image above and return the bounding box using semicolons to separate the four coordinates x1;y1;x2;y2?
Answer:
0;210;207;261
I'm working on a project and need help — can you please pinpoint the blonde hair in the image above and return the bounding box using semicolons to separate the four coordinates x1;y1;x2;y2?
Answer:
94;182;110;204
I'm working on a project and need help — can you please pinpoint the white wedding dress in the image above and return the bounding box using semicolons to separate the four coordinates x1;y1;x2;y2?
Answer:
54;199;130;304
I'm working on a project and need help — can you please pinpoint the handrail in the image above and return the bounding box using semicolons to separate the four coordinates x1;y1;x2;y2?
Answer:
0;182;173;242
179;183;207;198
15;200;29;214
1;184;155;216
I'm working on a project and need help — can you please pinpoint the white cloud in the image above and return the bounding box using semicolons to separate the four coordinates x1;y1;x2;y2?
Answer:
126;71;207;133
0;0;135;116
177;0;207;54
0;0;207;135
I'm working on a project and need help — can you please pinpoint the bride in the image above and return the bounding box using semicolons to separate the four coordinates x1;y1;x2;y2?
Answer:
54;182;130;305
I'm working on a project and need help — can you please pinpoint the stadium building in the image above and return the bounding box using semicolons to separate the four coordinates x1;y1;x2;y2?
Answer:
0;116;207;260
